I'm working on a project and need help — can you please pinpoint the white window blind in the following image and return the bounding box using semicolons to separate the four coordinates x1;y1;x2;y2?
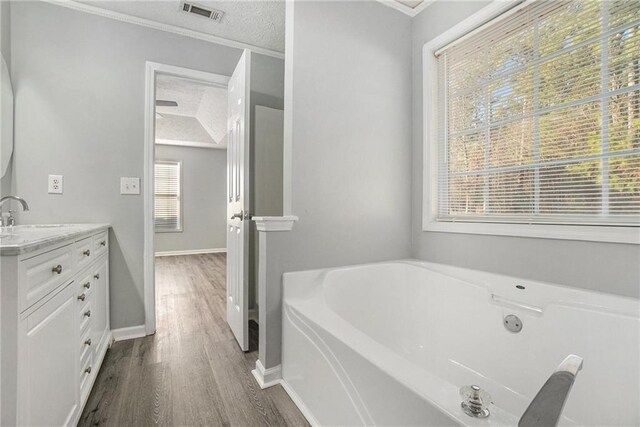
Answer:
437;0;640;226
155;161;182;232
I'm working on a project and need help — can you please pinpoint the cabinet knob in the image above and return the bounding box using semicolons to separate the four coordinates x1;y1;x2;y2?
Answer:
77;293;86;301
85;366;92;374
84;310;91;317
100;240;106;246
84;282;91;289
94;273;100;280
85;338;92;346
83;249;91;257
51;264;63;274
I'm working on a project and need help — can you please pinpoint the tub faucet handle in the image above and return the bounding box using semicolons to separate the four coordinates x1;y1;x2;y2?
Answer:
460;385;492;418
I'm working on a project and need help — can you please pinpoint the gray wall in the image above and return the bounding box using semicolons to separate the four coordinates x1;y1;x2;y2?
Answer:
262;0;413;368
411;1;640;298
282;0;412;271
154;144;227;253
249;54;285;313
0;2;8;66
10;1;244;329
0;0;12;198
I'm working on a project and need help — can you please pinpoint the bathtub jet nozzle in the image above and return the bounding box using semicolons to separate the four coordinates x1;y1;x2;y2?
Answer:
460;385;492;418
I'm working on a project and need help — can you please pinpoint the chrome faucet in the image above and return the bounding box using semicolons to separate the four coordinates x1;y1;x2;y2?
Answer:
0;195;30;227
519;354;583;427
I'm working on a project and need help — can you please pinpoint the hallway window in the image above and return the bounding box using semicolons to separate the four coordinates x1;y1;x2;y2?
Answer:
155;161;182;232
434;0;639;227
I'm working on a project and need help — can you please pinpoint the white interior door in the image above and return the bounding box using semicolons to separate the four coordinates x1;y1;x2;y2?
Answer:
226;50;251;351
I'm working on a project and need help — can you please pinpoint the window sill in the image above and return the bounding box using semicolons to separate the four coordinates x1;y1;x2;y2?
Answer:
422;220;639;245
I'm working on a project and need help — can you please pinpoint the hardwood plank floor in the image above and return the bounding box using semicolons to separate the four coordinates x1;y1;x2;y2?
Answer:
79;253;308;427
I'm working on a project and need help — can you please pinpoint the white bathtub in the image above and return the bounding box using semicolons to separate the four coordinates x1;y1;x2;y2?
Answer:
281;260;640;426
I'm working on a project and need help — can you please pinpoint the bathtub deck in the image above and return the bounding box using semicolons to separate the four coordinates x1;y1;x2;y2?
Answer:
78;253;308;427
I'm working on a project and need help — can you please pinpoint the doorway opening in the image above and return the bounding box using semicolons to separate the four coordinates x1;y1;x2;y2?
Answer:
144;57;255;353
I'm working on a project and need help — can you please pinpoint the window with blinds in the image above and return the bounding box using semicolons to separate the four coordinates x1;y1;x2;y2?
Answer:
436;0;640;226
155;161;182;232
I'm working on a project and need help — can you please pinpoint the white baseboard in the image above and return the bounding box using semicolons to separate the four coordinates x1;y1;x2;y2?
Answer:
111;325;147;342
155;248;226;257
250;362;318;426
251;360;282;389
280;379;319;427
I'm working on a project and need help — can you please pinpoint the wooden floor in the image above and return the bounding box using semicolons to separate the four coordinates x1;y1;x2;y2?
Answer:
79;253;308;427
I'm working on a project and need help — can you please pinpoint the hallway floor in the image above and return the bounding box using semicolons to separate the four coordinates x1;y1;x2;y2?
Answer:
79;253;308;426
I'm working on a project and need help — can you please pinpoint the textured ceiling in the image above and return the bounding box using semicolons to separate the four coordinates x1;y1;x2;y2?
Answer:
156;75;228;147
76;0;285;52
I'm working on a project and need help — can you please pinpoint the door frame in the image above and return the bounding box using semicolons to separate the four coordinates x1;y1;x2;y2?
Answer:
143;62;230;335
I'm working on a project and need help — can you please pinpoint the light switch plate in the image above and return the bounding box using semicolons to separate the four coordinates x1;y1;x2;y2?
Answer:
48;175;63;194
120;177;140;195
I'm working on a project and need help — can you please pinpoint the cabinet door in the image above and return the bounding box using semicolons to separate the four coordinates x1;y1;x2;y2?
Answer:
91;257;109;357
20;282;79;426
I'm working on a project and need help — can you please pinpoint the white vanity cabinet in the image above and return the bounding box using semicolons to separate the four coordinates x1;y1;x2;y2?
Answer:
0;225;111;427
19;282;79;426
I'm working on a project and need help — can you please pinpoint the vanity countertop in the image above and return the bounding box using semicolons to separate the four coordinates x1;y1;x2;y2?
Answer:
0;224;110;256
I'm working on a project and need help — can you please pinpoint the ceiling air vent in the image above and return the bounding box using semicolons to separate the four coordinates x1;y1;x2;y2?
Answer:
179;2;224;22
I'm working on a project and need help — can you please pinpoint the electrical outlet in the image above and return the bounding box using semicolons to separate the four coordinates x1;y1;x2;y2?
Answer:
48;175;63;194
120;177;140;195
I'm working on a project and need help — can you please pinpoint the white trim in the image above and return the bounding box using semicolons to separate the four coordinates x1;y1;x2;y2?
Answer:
111;325;146;342
145;62;232;336
253;216;298;232
280;380;320;427
42;0;284;60
433;0;528;56
155;248;227;257
283;0;294;216
251;360;282;390
144;63;156;337
156;139;227;150
421;0;640;245
424;221;640;244
376;0;435;18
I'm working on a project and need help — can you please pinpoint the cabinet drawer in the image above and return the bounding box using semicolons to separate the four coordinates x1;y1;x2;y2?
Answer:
93;231;108;258
80;326;92;362
79;301;92;332
76;271;93;295
76;272;93;310
20;243;75;312
75;237;94;271
79;351;94;404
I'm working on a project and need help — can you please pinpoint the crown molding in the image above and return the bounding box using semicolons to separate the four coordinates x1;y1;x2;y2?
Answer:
376;0;435;18
41;0;285;59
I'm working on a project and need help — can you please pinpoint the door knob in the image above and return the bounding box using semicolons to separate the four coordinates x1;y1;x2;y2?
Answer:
230;211;243;220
